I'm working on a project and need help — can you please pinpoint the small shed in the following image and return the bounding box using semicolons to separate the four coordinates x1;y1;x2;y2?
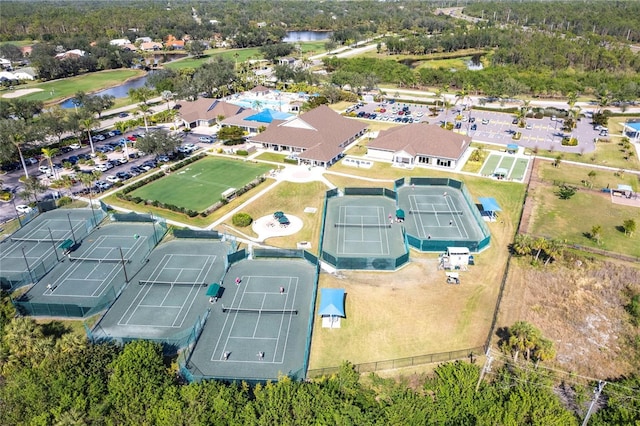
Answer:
319;288;345;328
446;247;470;267
494;167;508;179
396;209;405;222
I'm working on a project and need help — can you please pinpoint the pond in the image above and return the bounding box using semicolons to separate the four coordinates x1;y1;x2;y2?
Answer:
58;74;150;109
283;31;333;42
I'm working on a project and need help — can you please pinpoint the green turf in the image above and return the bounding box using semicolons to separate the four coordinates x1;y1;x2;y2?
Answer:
509;158;529;180
480;154;501;176
130;157;272;211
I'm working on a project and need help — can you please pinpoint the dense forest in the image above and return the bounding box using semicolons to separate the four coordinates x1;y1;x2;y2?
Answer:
1;291;638;425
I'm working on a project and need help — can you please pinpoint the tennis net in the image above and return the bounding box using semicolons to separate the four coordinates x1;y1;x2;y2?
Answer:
222;305;297;315
334;223;391;228
68;256;128;264
11;237;68;243
409;210;463;215
139;280;207;287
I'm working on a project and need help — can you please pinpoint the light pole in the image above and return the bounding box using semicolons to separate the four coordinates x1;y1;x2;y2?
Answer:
47;227;60;262
21;247;34;283
67;213;77;244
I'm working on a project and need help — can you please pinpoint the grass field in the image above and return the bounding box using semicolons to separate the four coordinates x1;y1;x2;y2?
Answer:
223;181;328;252
527;182;640;257
130;157;271;211
4;69;145;104
525;139;639;171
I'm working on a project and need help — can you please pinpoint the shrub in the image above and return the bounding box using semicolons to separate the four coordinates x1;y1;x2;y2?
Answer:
0;190;11;201
57;196;73;206
236;150;249;156
512;132;522;140
232;212;253;227
561;137;578;146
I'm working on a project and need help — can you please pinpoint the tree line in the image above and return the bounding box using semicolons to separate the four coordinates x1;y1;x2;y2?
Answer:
0;291;637;425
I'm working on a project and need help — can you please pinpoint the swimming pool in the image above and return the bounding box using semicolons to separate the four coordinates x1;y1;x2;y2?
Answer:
227;97;289;111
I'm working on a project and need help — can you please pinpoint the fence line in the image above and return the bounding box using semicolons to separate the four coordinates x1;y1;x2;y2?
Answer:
307;346;484;378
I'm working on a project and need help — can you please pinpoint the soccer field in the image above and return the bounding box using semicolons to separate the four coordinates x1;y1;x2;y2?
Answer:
130;157;272;212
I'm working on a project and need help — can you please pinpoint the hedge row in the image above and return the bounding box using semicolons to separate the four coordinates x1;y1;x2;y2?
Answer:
115;192;199;217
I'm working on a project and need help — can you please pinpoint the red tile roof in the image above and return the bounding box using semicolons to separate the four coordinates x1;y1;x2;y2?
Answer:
177;99;244;124
250;105;368;162
368;124;470;160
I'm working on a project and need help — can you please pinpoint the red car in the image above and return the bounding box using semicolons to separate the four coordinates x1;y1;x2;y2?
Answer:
127;135;137;141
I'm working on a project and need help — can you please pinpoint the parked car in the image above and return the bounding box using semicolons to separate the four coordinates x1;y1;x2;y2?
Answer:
198;136;213;143
105;175;121;183
525;124;533;130
94;181;112;191
113;129;122;135
129;166;142;176
115;171;131;181
27;157;38;165
481;119;490;124
118;112;129;118
15;204;33;214
471;124;477;131
117;157;128;165
156;155;170;162
69;143;82;150
38;166;52;174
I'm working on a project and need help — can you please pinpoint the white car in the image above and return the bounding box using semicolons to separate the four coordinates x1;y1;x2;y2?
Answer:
94;164;110;172
69;143;82;150
105;175;121;183
39;166;52;174
198;136;213;143
525;124;533;130
15;204;33;214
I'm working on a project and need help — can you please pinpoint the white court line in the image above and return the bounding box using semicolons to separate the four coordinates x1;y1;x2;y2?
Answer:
212;275;250;361
273;277;298;363
445;196;470;239
172;255;216;327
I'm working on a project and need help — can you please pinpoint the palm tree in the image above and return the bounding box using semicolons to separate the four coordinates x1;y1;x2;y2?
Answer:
532;237;548;263
533;337;556;367
138;103;151;132
161;90;174;111
442;100;453;127
252;99;263;111
544;239;563;266
41;147;59;179
512;234;533;256
508;321;541;362
79;116;99;155
0;119;40;178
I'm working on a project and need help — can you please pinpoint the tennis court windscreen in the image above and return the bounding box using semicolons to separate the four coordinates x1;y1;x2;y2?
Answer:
138;280;207;287
409;210;463;215
334;223;391;228
222;305;298;315
68;257;127;264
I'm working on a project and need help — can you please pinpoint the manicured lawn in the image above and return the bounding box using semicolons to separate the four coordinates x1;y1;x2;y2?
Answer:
528;182;640;257
537;160;638;191
8;69;145;103
130;157;271;211
527;139;639;171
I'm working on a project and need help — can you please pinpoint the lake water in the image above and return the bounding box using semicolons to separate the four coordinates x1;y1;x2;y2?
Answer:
59;74;150;109
283;31;333;42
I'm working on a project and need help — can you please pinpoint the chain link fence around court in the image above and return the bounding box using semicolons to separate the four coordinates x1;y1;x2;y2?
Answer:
320;188;411;271
179;249;320;383
307;346;485;378
88;308;211;356
395;177;491;253
2;209;107;292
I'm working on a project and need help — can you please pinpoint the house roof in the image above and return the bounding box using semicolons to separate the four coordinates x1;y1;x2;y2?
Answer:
177;99;245;124
250;105;368;163
319;288;345;317
220;108;261;128
368;124;470;160
250;85;271;94
245;109;292;123
140;42;162;50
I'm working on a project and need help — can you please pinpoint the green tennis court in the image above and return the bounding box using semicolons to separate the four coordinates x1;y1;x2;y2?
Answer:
1;209;103;290
92;239;230;341
398;187;484;242
130;157;272;211
321;194;409;270
186;258;316;381
15;222;157;316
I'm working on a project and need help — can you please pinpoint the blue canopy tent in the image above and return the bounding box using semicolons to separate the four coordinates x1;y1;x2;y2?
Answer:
506;143;519;153
478;197;502;221
319;288;345;328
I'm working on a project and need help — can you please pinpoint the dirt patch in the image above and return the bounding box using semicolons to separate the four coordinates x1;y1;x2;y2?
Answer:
498;257;639;378
309;252;497;369
1;88;44;99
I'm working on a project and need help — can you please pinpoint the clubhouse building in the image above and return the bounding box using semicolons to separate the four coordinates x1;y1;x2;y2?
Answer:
366;124;471;169
250;105;368;167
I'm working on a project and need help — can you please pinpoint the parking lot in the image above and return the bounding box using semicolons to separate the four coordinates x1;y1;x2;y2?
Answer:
348;101;601;155
0;128;216;224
